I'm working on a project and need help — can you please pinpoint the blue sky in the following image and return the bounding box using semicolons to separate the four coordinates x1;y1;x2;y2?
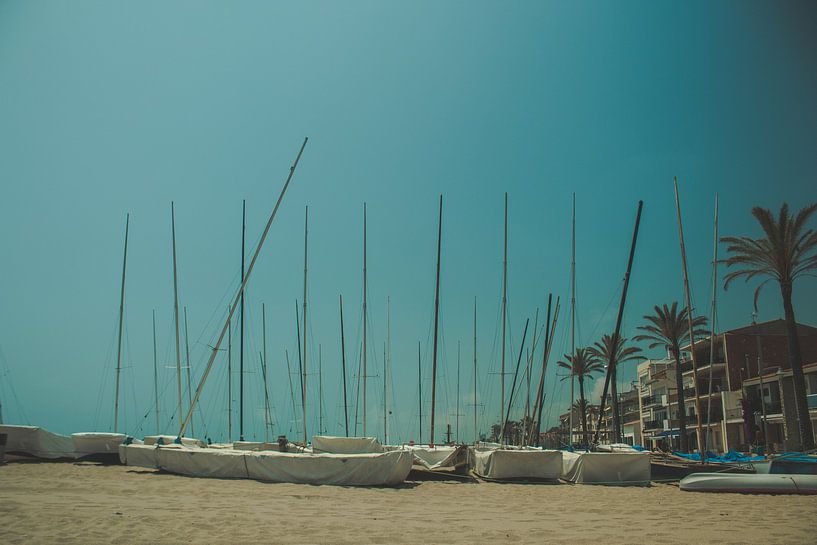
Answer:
1;1;815;444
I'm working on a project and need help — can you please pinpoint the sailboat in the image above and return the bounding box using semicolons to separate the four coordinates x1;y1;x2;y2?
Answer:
119;139;413;486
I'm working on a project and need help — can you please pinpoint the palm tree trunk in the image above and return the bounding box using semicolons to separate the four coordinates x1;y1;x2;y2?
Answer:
672;345;689;453
781;282;815;450
579;375;588;446
611;363;620;443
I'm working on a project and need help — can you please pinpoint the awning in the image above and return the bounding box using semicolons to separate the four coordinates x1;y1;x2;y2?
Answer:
655;429;680;438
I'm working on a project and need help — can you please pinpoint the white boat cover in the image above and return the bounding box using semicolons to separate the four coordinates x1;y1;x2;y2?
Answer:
471;448;563;480
680;472;817;494
0;425;76;459
118;443;160;468
143;435;205;447
561;451;650;485
311;435;384;454
246;449;412;485
72;432;127;457
409;445;467;470
123;444;412;486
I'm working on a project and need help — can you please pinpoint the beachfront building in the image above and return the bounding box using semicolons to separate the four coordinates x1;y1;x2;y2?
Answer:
637;358;679;450
599;387;641;445
557;404;600;447
679;319;817;453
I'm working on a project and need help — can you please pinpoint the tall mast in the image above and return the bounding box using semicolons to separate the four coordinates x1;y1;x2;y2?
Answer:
594;201;643;444
177;137;307;437
530;294;554;445
319;344;323;435
418;341;422;442
569;193;576;446
171;203;183;437
239;199;246;441
473;297;477;444
152;309;159;434
674;177;705;459
227;307;232;440
705;194;719;452
262;303;272;441
302;206;308;444
114;213;129;433
456;340;461;443
430;195;443;445
500;192;508;429
295;302;303;436
384;297;390;443
183;306;194;437
362;203;368;436
284;350;296;434
339;295;349;437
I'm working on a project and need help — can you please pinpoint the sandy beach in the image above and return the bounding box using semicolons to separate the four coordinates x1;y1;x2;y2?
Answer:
0;460;814;544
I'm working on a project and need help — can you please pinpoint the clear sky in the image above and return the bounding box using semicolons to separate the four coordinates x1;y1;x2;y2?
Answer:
1;1;815;444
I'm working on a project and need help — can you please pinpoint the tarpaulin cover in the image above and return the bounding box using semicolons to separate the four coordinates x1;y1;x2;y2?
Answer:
561;451;650;485
118;443;159;468
72;433;126;457
471;448;563;480
121;444;413;486
0;425;76;459
246;449;413;485
311;435;384;454
408;445;467;470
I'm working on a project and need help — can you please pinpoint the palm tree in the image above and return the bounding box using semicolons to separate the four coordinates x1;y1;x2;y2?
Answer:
558;348;604;446
722;203;817;450
635;303;707;453
588;334;643;443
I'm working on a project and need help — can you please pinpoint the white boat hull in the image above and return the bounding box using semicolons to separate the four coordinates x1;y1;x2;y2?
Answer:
680;472;817;494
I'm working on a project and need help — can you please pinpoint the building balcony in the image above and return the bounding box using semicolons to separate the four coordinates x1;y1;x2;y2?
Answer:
809;394;817;410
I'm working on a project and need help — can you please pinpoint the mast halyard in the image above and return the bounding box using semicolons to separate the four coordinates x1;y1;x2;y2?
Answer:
430;195;443;445
114;213;129;434
262;303;272;441
239;200;246;441
674;177;705;460
285;350;296;435
171;203;183;437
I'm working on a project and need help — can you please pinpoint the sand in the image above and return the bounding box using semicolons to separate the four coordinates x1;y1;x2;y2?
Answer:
1;460;815;545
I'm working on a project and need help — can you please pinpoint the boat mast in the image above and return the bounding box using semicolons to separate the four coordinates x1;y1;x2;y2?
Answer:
284;349;296;434
673;177;705;459
227;307;232;440
262;303;272;441
177;137;307;437
500;193;508;434
239;200;246;441
114;213;129;433
152;309;159;434
430;195;443;445
171;203;183;437
473;297;477;444
569;193;575;447
302;206;308;444
384;296;390;444
319;344;323;435
529;294;554;445
183;306;194;438
295;302;303;435
339;295;349;437
418;341;422;442
594;201;643;444
362;203;368;437
705;194;719;452
456;340;460;443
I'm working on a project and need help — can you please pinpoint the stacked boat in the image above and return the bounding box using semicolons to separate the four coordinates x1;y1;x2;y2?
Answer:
1;424;125;462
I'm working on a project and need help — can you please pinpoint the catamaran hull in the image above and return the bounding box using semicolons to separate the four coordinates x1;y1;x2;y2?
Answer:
562;451;651;486
680;472;817;494
470;448;563;481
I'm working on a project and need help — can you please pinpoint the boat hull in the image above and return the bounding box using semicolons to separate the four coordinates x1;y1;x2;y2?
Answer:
680;472;817;494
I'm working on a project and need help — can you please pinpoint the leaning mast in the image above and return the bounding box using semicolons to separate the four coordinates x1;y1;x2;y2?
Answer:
500;193;508;430
239;200;246;441
430;195;443;445
302;206;309;444
171;203;183;437
113;213;129;433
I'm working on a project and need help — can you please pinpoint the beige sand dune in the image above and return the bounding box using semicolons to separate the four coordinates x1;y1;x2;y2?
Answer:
1;460;815;544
